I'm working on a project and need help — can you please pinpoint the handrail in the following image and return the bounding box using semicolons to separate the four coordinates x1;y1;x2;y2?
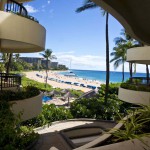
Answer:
5;0;28;17
0;73;21;91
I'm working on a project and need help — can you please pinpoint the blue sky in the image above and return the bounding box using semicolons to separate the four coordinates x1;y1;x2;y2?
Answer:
22;0;146;73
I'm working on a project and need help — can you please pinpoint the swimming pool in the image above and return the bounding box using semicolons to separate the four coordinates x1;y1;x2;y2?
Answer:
42;96;52;102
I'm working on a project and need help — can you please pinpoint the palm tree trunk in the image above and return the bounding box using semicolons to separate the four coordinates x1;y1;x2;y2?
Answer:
45;58;48;88
122;61;125;82
129;62;133;83
146;64;149;85
105;12;109;104
6;53;12;74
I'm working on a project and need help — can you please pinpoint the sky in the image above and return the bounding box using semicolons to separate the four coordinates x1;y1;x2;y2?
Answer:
21;0;147;73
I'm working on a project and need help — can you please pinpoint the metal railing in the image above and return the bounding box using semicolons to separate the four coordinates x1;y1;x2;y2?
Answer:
0;73;21;91
5;0;28;17
129;77;150;85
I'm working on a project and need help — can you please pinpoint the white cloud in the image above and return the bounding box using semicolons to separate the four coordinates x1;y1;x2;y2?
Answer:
24;5;38;13
47;0;51;4
54;52;147;72
55;53;105;70
21;52;147;72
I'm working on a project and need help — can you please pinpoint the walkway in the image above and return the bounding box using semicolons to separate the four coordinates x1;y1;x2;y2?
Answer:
33;120;116;150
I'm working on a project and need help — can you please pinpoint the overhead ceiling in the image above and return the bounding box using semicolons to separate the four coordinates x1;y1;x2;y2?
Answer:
92;0;150;45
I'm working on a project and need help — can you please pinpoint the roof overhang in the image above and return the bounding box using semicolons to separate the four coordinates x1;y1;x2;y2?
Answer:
92;0;150;45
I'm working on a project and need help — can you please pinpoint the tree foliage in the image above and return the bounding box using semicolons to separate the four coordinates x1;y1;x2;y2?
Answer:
40;49;57;87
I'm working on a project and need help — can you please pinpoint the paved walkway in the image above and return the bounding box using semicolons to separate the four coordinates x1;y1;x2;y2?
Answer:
33;120;116;150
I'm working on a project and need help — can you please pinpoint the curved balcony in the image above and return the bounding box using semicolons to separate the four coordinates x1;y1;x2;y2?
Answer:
0;10;46;53
9;92;43;121
92;0;150;45
118;86;150;105
127;46;150;64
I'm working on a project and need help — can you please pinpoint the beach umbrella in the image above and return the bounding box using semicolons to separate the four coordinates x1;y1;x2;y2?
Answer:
63;92;74;106
49;90;60;96
61;89;69;94
63;92;74;98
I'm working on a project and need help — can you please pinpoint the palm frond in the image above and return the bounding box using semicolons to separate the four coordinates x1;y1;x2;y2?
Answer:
76;1;97;13
114;37;126;45
113;59;123;69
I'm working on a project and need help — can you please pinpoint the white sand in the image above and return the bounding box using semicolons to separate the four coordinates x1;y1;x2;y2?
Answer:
24;71;103;92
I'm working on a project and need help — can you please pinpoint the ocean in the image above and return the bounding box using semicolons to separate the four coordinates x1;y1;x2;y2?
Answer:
60;70;147;83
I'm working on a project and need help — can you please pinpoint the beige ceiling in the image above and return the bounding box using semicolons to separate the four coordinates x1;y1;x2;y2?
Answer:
92;0;150;45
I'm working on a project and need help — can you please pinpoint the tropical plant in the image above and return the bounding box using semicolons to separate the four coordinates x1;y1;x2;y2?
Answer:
40;49;56;88
0;63;5;72
14;53;20;62
70;83;135;120
110;29;140;82
22;104;73;128
0;53;15;74
111;105;150;146
110;41;133;82
0;100;38;149
0;86;40;101
76;0;110;104
120;82;150;92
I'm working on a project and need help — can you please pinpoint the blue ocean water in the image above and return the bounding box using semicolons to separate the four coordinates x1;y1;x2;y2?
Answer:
60;70;146;83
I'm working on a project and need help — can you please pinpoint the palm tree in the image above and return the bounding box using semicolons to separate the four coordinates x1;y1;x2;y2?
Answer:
0;53;12;74
76;0;110;103
112;29;142;82
40;49;56;88
14;53;20;62
110;42;133;82
6;53;12;74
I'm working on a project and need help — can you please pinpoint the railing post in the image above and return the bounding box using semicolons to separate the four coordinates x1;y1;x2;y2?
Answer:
0;73;2;91
129;63;133;83
146;64;149;85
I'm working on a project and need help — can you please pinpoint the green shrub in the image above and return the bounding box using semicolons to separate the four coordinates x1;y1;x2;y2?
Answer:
0;86;40;101
70;96;123;120
70;83;135;120
98;83;120;97
22;104;73;128
121;82;150;92
0;100;38;149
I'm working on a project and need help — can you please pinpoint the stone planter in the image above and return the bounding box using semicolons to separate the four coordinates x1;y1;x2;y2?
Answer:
82;137;150;150
9;93;43;121
118;87;150;105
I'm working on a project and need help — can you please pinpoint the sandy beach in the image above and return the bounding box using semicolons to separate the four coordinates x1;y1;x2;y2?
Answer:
25;71;102;92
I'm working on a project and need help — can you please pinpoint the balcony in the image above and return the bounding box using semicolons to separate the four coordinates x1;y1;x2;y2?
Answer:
9;92;43;121
118;77;150;105
0;72;43;121
0;0;46;53
0;73;21;91
127;46;150;64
